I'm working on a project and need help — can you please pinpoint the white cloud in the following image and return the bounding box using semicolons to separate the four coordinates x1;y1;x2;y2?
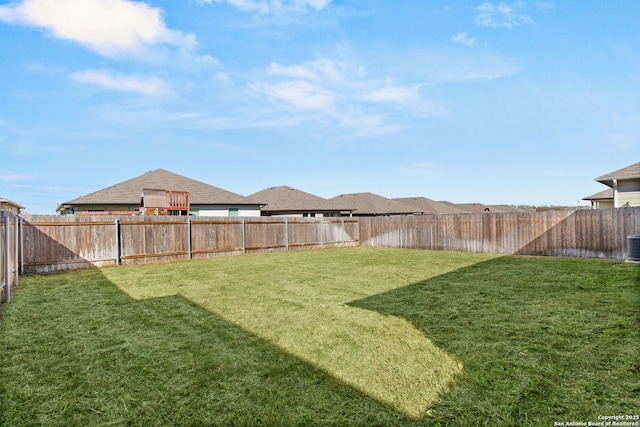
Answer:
201;0;331;14
248;57;447;137
452;32;475;46
250;80;335;111
0;0;196;57
475;2;533;28
68;69;171;96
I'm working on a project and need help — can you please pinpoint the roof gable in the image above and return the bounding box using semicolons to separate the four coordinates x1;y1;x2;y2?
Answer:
64;169;261;206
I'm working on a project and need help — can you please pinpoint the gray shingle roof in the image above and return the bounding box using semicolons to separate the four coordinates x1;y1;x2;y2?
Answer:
596;161;640;187
393;197;467;214
249;186;342;212
328;192;421;215
64;169;262;206
437;201;525;214
582;188;614;201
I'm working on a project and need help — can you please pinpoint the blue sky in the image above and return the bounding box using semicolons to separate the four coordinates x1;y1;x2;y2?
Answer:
1;0;638;214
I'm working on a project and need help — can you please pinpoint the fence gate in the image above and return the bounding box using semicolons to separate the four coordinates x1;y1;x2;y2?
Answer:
0;210;20;304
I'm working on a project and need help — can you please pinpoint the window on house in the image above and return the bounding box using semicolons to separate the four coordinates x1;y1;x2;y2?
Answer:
229;208;239;217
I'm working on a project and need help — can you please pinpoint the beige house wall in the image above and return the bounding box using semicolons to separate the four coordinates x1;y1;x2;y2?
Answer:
615;180;640;207
0;200;24;214
594;200;614;209
618;191;640;207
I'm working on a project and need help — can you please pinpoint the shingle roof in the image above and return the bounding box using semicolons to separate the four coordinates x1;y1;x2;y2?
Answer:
63;169;262;206
487;204;528;213
595;161;640;187
328;192;422;215
438;201;525;214
249;186;342;212
448;203;490;214
393;197;467;214
582;188;614;201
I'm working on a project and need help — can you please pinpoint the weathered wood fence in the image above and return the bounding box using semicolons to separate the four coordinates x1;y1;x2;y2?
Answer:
359;207;640;258
21;215;360;273
7;208;640;277
0;211;21;303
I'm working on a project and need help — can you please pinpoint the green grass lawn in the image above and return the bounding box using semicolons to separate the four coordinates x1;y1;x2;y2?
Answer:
1;247;638;426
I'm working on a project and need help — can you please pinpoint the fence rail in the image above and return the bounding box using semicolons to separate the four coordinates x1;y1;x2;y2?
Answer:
1;211;21;303
21;215;360;273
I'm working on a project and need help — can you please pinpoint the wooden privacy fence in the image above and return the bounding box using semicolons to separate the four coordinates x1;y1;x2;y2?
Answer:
359;207;640;258
21;215;360;273
1;211;21;303
13;208;640;275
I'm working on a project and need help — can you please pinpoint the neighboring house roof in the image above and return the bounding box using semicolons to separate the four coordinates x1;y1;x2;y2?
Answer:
249;186;338;213
450;203;491;213
582;188;614;201
62;169;263;207
393;197;468;214
595;161;640;187
0;198;25;211
437;201;488;214
328;192;422;215
488;204;528;213
438;201;525;214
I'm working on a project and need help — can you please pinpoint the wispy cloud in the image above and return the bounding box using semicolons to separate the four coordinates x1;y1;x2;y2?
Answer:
201;0;332;14
251;80;335;111
249;57;445;137
475;2;533;28
0;170;38;181
68;69;172;96
0;0;196;57
452;32;475;46
360;86;419;103
267;59;341;82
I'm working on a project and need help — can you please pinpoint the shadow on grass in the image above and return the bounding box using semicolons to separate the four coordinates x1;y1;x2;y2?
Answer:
3;254;639;426
0;269;415;427
350;256;640;426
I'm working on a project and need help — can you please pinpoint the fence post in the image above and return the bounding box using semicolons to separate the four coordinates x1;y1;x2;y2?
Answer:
187;218;192;259
115;219;121;265
3;213;9;303
19;216;24;276
242;218;246;254
13;214;18;287
285;218;289;251
341;218;345;247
